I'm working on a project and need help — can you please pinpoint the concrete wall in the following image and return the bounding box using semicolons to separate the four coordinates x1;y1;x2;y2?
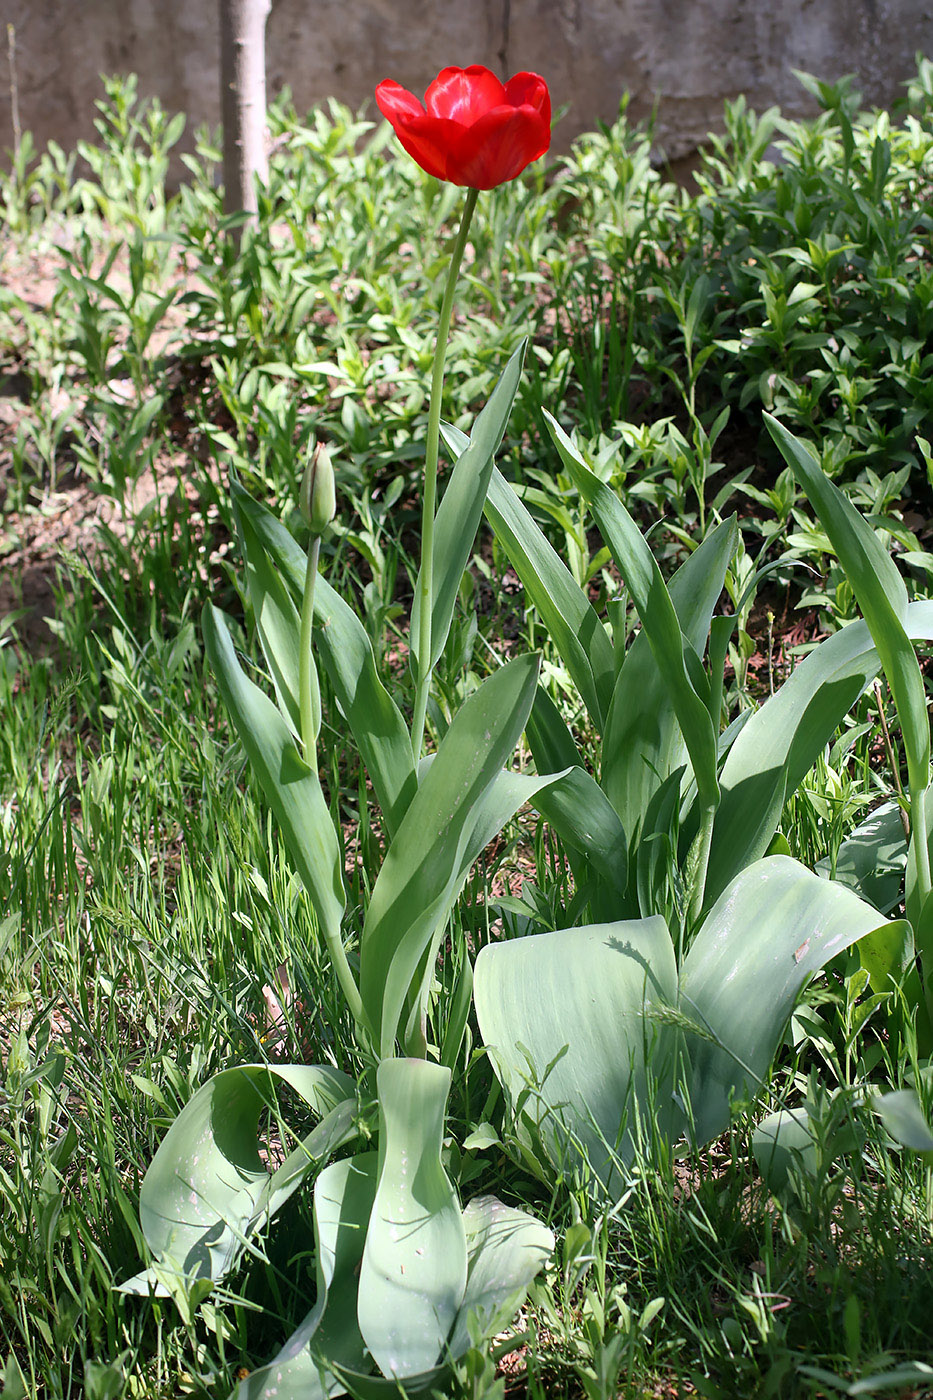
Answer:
3;0;931;172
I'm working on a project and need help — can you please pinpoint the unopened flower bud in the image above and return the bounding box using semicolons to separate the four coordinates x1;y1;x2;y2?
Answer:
300;442;336;536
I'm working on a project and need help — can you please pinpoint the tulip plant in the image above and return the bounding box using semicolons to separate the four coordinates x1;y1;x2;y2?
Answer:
122;58;933;1397
122;67;556;1400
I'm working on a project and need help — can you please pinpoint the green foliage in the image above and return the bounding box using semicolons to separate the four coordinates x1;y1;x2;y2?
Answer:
4;58;933;1400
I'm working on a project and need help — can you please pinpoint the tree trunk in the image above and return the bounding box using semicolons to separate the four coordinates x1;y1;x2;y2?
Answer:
219;0;271;223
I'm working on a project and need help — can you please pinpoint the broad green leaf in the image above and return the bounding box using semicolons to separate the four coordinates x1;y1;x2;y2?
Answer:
246;1185;552;1400
752;1107;817;1196
525;684;584;775
233;1152;377;1400
603;516;738;833
855;915;914;997
704;602;933;906
474;915;678;1189
232;486;416;838
399;760;576;1056
469;445;614;731
447;1195;554;1359
871;1086;933;1158
680;855;900;1145
765;415;930;792
203;604;346;946
360;655;540;1056
545;412;718;813
235;498;308;739
121;1064;357;1292
816;800;907;914
412;343;524;673
358;1059;467;1379
530;765;628;901
523;687;629;918
635;767;684;923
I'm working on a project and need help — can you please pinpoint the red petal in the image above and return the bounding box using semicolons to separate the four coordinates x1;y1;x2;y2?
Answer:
425;65;505;124
375;79;426;125
503;72;551;123
390;113;464;183
447;105;551;189
376;81;453;181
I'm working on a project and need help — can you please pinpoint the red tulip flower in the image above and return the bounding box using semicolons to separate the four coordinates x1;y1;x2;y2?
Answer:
375;65;551;190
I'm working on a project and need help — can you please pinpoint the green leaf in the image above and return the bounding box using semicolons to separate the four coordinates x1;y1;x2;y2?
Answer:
765;414;930;792
121;1064;357;1292
545;412;718;813
816;800;908;914
871;1086;933;1158
680;855;901;1145
413;343;524;673
474;452;615;730
358;1059;467;1379
855;915;914;997
202;604;346;947
232;486;416;838
530;766;628;901
752;1107;817;1197
525;684;583;774
603;517;737;833
400;759;577;1057
235;496;307;738
360;655;541;1056
705;602;933;906
474;915;678;1189
242;1171;552;1400
232;1152;378;1400
448;1195;554;1358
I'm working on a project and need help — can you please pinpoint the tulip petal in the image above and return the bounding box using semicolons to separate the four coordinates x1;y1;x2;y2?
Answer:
426;65;505;124
503;72;551;123
448;105;551;189
375;82;459;182
375;79;427;124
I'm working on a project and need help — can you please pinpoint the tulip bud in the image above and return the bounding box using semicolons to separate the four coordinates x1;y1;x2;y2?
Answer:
300;442;336;536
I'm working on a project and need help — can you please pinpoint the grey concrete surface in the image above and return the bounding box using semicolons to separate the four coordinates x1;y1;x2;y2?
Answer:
2;0;931;173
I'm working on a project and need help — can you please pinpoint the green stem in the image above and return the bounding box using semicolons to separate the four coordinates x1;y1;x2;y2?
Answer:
911;782;933;1034
299;535;321;757
411;185;480;759
688;802;717;931
911;782;932;899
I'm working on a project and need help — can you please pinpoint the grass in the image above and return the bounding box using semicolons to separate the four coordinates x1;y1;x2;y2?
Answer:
2;58;933;1400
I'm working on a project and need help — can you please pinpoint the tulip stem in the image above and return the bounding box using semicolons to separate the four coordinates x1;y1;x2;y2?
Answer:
411;185;480;759
299;535;321;758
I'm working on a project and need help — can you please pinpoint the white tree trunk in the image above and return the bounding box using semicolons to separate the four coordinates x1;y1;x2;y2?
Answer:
219;0;271;222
